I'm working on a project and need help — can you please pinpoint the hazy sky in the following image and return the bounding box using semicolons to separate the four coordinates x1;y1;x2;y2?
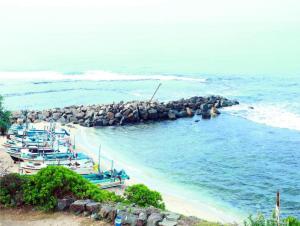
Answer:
0;0;299;75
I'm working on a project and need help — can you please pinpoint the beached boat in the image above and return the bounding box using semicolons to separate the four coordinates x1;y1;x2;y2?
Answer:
5;139;70;161
4;124;72;161
82;146;130;188
20;151;93;164
83;169;130;189
19;159;94;175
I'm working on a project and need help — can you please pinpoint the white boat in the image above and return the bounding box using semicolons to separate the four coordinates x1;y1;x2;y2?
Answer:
20;159;95;175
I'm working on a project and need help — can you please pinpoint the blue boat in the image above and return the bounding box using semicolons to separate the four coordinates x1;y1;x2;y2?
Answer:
83;169;130;189
82;145;130;189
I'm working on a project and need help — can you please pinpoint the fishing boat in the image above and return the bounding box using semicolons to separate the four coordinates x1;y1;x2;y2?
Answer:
19;159;94;175
82;145;130;188
83;169;130;189
20;151;93;165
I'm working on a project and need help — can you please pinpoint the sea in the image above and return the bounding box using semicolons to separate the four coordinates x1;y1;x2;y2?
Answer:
0;0;299;221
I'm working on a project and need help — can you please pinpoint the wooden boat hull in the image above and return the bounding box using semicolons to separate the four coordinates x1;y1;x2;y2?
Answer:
20;162;94;175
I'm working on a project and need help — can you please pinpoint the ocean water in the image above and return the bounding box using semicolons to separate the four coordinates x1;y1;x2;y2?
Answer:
0;0;300;221
1;73;300;220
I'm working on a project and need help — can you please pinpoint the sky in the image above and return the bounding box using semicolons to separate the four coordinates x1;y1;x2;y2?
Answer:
0;0;299;76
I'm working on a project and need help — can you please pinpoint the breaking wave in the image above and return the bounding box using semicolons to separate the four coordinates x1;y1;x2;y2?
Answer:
224;103;300;132
0;71;206;83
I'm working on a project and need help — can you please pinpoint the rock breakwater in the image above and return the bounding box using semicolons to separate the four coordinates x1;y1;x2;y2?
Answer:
11;96;239;127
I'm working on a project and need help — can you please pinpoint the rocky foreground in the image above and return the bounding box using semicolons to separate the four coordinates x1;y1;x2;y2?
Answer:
11;96;239;127
56;198;218;226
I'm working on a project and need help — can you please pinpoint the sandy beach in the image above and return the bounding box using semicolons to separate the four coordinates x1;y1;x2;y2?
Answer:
0;136;18;175
64;123;241;224
0;122;241;224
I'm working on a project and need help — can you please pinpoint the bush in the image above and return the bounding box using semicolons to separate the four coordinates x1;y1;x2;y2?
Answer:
23;166;122;211
244;212;300;226
284;216;300;226
124;184;165;209
0;173;29;206
0;95;11;135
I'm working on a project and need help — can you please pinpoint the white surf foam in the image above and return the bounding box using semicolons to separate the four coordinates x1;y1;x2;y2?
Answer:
224;103;300;131
0;71;206;82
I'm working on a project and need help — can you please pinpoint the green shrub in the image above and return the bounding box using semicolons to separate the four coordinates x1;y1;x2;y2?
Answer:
23;166;121;211
0;95;11;135
244;212;300;226
284;216;300;226
124;184;165;209
0;173;29;206
244;213;270;226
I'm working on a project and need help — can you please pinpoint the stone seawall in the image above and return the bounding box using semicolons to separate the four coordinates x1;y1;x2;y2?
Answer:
11;96;239;127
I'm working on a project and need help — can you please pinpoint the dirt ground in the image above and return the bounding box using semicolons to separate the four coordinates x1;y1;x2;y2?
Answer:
0;208;112;226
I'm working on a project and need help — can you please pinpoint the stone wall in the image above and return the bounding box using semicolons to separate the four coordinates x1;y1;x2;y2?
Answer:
57;198;209;226
11;96;239;127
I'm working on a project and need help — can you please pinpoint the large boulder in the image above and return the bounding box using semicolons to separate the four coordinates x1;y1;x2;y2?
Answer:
52;112;62;120
123;213;138;225
75;112;85;120
107;111;115;120
42;110;51;119
86;202;101;213
186;107;194;117
165;212;180;222
201;111;211;119
94;119;103;127
168;110;177;120
85;110;95;119
99;204;113;219
69;199;91;213
148;108;158;120
200;103;210;112
102;119;109;126
58;117;67;124
139;109;149;120
159;212;181;225
91;212;101;221
57;198;75;211
158;218;177;226
147;213;163;226
123;108;132;117
99;109;106;116
176;110;187;118
136;212;148;226
115;112;123;120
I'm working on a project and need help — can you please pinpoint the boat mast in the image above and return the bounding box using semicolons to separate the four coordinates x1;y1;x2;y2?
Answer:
149;83;162;103
111;160;114;177
73;136;76;150
98;144;101;174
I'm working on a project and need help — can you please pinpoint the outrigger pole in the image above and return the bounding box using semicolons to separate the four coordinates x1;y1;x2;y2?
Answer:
73;136;76;150
149;83;162;103
111;160;114;177
98;144;101;174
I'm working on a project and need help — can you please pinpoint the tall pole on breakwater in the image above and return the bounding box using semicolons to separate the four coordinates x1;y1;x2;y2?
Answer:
276;191;280;226
149;83;162;103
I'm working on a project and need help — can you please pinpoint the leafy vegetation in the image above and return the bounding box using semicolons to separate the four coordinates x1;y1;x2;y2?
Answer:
23;166;122;210
0;167;165;211
3;166;298;226
196;221;226;226
124;184;165;209
0;95;11;135
244;212;300;226
0;166;122;211
284;216;300;226
0;173;29;206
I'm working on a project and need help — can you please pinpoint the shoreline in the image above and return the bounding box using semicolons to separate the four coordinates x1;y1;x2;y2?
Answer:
0;122;243;224
70;124;244;224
